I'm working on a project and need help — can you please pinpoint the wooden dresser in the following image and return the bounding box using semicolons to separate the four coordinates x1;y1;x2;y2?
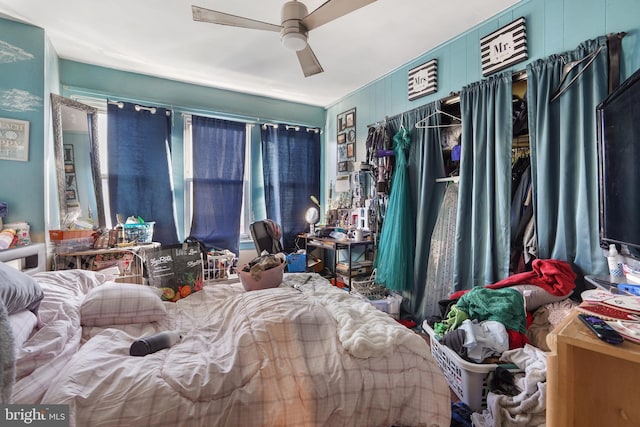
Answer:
546;309;640;426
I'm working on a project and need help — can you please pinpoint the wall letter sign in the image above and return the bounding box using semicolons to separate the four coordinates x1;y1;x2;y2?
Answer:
408;59;437;101
480;17;527;77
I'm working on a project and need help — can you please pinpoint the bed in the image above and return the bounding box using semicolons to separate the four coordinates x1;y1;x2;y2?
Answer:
2;255;451;427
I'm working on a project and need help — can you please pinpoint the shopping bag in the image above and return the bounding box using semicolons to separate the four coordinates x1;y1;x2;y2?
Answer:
145;242;204;301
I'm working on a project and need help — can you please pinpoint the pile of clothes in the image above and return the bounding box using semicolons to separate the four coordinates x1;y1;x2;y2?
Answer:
424;258;577;426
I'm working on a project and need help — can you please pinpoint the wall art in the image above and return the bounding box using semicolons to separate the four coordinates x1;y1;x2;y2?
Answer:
0;117;29;161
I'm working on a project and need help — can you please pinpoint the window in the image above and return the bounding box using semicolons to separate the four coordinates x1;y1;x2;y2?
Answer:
183;115;252;241
71;96;252;241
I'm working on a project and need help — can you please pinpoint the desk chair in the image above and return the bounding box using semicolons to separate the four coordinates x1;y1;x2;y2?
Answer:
249;220;284;255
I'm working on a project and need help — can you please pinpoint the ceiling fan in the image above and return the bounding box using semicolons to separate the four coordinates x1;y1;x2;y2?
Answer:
192;0;377;77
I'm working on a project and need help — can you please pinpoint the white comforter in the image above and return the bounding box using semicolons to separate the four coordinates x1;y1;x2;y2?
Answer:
14;271;451;427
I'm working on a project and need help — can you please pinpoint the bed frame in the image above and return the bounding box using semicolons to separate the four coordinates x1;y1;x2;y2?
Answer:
0;243;46;275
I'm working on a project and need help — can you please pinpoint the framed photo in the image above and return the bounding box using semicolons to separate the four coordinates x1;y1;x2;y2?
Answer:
338;161;349;173
347;143;355;158
0;117;29;161
338;145;347;161
63;144;74;163
337;133;346;144
64;163;75;173
65;173;77;189
65;189;77;201
346;110;355;128
348;129;356;142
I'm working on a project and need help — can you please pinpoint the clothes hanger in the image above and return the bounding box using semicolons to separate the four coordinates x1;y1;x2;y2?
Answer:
415;108;461;129
550;45;604;102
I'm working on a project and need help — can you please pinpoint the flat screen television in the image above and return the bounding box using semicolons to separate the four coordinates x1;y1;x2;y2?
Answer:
597;66;640;256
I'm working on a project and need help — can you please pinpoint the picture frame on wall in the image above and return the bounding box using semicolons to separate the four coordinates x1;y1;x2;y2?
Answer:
347;143;354;158
337;107;356;174
64;144;74;163
0;117;30;162
346;111;355;128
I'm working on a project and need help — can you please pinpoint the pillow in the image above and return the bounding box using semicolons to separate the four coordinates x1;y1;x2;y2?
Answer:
0;262;44;315
9;310;37;349
80;282;167;327
509;284;571;312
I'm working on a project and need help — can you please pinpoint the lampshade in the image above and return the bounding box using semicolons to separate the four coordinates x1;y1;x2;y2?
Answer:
281;32;307;51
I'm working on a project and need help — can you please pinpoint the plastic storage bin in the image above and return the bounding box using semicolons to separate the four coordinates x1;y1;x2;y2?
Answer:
123;222;155;243
286;253;307;272
422;322;519;412
204;251;236;281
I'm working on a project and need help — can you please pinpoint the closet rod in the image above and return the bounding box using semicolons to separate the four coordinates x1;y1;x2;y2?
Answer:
435;176;460;183
367;91;461;128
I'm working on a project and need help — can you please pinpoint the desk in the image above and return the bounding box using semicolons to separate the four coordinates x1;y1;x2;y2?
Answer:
546;309;640;426
54;243;160;284
302;234;375;289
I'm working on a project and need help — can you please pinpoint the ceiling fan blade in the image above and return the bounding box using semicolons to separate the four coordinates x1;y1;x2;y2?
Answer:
302;0;377;31
192;5;282;32
296;45;324;77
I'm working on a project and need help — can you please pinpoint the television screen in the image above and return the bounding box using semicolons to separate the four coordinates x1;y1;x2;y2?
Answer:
597;66;640;253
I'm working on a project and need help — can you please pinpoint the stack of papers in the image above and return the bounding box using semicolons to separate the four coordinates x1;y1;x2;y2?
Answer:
579;290;640;342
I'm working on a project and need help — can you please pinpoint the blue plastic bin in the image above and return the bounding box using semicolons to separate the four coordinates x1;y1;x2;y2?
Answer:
286;253;307;272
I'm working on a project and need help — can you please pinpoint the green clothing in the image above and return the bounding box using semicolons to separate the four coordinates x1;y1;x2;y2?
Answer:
433;304;469;336
456;287;526;333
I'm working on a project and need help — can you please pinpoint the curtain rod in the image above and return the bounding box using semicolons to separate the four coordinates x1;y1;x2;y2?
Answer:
261;122;322;133
107;100;171;116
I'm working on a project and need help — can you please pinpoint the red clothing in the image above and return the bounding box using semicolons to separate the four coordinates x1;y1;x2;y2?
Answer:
449;259;576;300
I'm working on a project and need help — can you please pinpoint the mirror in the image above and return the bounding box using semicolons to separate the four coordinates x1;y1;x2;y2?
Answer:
51;93;106;229
305;207;319;235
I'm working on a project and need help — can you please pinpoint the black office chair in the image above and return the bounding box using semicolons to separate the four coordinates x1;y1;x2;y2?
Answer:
249;220;284;255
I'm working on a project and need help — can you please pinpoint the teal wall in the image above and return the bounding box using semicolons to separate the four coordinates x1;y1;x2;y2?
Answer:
0;19;46;240
325;0;640;196
3;0;640;245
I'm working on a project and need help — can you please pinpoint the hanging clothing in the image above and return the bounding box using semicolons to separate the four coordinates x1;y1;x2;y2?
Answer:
375;125;415;293
422;182;458;319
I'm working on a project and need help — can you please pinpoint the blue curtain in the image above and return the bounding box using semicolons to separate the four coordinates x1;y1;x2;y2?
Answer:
526;37;609;280
189;116;246;255
454;72;513;291
107;101;178;245
261;124;320;251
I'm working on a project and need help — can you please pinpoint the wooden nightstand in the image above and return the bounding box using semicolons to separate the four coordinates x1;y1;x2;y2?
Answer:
546;309;640;426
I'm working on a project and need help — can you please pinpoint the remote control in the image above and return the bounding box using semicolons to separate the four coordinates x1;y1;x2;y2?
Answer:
578;314;624;344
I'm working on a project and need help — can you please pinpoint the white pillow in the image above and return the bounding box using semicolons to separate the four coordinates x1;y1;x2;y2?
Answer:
80;282;167;327
509;284;571;311
9;310;38;349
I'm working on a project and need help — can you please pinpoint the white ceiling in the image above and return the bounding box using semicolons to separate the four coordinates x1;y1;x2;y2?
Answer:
0;0;519;107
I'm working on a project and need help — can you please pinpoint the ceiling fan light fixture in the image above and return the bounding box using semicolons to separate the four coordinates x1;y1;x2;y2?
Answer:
281;32;307;51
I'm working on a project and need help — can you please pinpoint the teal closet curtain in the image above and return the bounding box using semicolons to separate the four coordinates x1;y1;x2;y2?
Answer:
526;37;609;281
408;102;446;317
454;73;513;291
